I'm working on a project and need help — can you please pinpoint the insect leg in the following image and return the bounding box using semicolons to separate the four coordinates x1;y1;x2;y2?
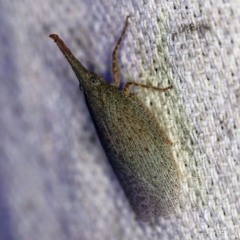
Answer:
112;16;130;86
123;82;173;95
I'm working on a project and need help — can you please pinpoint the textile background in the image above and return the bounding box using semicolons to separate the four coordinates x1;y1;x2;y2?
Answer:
0;0;239;239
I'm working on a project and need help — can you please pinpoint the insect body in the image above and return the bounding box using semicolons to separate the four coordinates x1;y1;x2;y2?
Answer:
50;16;180;221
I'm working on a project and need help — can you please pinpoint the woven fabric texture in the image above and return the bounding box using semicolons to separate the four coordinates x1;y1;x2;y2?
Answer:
0;0;239;239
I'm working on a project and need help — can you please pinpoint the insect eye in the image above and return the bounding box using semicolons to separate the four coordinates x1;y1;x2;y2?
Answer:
90;77;100;85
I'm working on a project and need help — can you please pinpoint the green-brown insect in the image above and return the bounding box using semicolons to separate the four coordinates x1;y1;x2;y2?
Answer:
50;16;180;221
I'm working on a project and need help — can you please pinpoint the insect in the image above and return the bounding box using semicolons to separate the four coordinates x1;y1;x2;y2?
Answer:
50;16;180;221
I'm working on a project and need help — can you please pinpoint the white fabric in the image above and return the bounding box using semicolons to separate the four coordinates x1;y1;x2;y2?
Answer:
0;0;239;239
